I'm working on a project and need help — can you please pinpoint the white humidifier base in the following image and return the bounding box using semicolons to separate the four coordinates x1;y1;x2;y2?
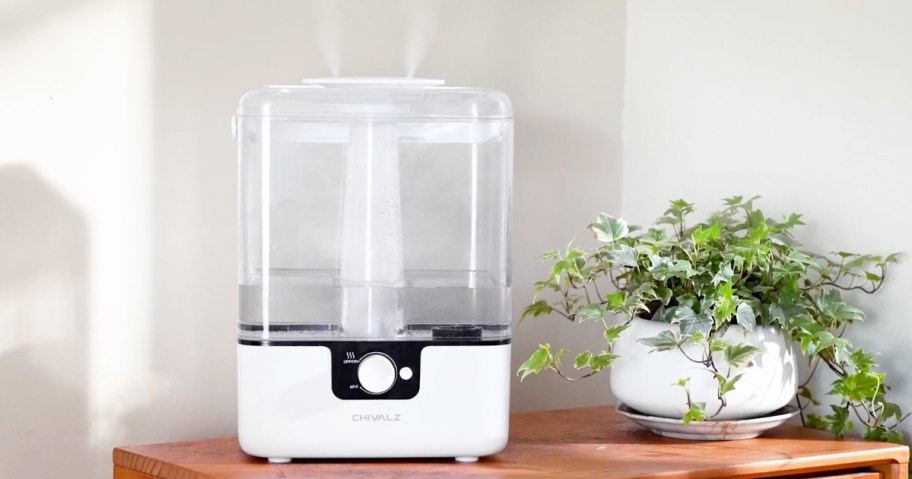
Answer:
237;341;511;461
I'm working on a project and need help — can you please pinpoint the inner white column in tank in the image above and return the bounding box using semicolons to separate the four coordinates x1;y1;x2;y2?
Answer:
339;120;404;338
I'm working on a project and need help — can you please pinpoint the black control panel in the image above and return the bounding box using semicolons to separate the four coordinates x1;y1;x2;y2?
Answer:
329;341;424;400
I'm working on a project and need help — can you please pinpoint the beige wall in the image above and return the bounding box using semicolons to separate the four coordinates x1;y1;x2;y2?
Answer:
624;0;912;438
7;1;912;477
0;0;625;476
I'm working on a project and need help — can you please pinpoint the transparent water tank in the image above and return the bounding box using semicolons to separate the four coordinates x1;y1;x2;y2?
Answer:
236;78;513;343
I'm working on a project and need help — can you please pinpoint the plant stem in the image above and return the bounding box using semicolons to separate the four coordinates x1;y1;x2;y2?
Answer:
799;358;820;389
796;394;807;426
548;364;598;382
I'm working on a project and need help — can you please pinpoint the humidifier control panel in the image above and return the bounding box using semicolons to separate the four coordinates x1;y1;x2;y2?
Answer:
329;341;425;400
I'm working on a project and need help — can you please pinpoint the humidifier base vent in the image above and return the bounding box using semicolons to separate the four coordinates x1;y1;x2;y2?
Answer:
237;342;510;459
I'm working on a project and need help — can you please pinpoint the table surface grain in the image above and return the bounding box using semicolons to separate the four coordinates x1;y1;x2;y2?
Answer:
113;406;909;479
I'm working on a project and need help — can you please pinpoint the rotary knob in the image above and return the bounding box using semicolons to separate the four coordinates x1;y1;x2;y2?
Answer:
357;353;396;394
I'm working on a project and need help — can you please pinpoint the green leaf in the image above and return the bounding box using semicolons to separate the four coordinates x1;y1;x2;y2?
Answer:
735;302;756;330
799;330;830;357
666;199;695;217
798;386;820;406
686;332;706;343
815;289;865;323
675;294;698;311
606;291;625;309
864;427;887;442
829;371;883;402
647;254;674;280
676;307;712;338
669;260;695;276
789;313;820;334
651;304;670;323
825;405;851;438
656;286;673;306
806;413;828;431
590;352;619;371
711;264;734;285
682;402;706;425
709;337;728;352
533;280;559;296
603;324;628;344
517;344;552;381
707;221;722;240
723;195;744;206
638;330;680;352
723;343;761;368
646;228;668;243
547;247;586;282
551;347;570;367
537;249;561;261
690;225;712;246
520;300;553;322
845;254;874;269
669;305;694;324
785;212;805;226
713;282;737;325
880;402;903;422
863;427;884;441
718;373;744;396
590;213;629;243
769;233;792;247
748;209;766;230
613;244;639;267
573;351;593;370
691;225;717;245
832;338;851;364
863;426;902;444
574;303;606;322
787;250;814;266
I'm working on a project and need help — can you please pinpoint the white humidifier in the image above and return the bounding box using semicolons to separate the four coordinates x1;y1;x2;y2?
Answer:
234;78;513;463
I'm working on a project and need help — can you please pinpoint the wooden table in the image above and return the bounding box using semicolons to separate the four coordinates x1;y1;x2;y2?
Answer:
113;406;909;478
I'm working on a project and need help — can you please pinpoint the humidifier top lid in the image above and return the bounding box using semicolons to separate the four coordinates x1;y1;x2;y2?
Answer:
301;77;446;88
236;77;512;120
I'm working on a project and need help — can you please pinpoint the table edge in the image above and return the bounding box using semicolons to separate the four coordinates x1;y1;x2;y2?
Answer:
113;441;910;478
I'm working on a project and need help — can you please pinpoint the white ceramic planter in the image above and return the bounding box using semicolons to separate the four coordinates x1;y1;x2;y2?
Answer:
610;318;797;421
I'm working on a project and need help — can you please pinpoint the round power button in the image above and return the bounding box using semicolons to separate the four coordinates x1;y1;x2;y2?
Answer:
357;353;396;394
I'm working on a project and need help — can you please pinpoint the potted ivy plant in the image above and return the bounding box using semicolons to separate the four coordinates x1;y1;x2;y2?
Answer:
519;196;905;442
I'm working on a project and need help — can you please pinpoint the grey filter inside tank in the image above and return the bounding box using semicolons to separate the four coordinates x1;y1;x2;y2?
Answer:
339;121;404;338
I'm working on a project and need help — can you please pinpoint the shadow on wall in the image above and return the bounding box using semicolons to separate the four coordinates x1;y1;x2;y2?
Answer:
0;165;92;477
